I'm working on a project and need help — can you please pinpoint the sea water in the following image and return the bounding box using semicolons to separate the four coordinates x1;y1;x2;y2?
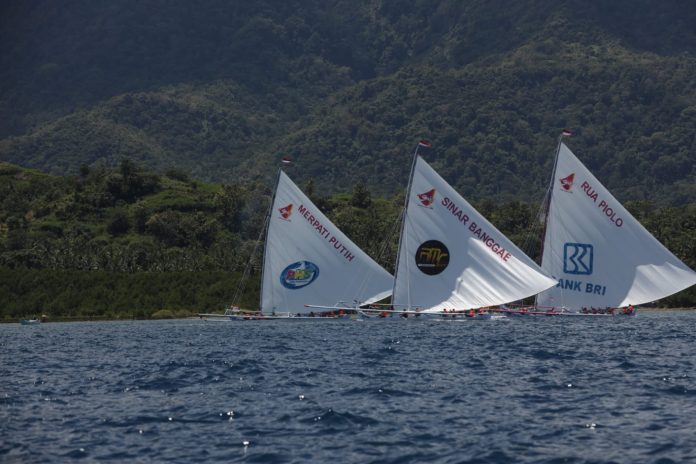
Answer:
2;312;696;463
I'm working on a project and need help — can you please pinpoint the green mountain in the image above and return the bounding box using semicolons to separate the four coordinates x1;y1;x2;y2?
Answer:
2;1;696;205
2;2;695;319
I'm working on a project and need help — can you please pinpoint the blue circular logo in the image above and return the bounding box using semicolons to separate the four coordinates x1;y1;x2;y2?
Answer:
280;261;320;289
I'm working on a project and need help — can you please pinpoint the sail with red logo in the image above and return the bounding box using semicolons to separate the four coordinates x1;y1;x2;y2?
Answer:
392;156;557;313
536;142;696;312
261;171;393;315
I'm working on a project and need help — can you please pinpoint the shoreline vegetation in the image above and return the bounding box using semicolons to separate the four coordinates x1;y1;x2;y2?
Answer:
1;162;694;321
6;309;198;324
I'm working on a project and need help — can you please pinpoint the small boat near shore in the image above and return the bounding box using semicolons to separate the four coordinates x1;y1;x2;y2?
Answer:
19;314;46;325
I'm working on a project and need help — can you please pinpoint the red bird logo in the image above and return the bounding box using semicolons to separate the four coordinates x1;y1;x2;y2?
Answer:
559;173;575;191
417;189;436;207
279;204;293;219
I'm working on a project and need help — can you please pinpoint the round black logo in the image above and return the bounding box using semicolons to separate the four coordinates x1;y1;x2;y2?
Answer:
415;240;449;275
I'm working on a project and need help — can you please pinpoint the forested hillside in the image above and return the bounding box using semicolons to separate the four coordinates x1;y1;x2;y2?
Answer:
1;0;696;204
2;1;695;317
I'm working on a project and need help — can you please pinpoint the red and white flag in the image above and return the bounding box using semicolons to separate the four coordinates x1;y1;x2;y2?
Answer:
418;139;432;148
281;156;293;165
561;128;572;137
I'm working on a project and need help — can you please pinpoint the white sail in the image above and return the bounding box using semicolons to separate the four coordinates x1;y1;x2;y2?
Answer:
261;171;393;314
393;156;557;312
537;143;696;310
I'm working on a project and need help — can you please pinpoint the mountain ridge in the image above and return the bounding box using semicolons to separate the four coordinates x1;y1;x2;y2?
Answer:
2;0;695;204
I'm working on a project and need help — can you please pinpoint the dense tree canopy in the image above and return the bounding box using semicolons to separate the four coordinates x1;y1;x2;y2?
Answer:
0;163;694;319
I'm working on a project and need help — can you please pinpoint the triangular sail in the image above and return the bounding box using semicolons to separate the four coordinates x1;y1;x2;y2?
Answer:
537;143;696;310
261;171;393;314
393;156;557;312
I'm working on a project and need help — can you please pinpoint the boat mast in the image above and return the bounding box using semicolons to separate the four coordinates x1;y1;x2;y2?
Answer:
256;168;283;313
231;168;280;312
535;130;569;306
391;140;431;311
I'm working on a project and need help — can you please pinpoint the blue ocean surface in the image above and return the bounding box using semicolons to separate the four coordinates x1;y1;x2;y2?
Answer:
2;312;696;463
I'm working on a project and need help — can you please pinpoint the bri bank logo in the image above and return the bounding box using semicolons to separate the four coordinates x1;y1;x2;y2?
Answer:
563;243;593;275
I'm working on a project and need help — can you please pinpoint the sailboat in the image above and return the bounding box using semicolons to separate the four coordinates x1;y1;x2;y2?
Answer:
511;134;696;316
390;144;558;318
201;169;393;320
260;170;393;317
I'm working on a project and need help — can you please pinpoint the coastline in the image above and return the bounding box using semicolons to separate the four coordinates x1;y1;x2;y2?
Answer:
5;307;696;324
